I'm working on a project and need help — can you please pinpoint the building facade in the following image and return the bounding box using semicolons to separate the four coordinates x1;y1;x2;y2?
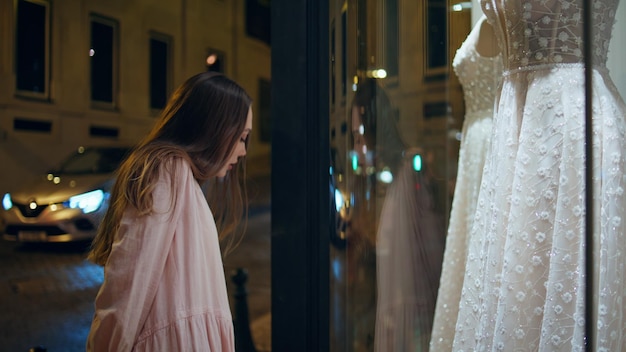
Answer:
0;0;271;195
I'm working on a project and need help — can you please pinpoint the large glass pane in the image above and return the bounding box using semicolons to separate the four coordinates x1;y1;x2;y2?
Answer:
329;0;462;350
328;0;626;351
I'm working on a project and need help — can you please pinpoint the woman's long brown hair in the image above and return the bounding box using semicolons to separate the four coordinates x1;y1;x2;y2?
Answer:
88;72;252;266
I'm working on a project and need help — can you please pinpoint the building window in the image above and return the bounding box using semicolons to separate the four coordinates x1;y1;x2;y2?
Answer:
245;0;270;45
90;15;118;108
206;49;225;73
341;8;347;98
149;33;172;111
15;0;50;98
425;0;448;77
356;0;368;72
384;0;399;77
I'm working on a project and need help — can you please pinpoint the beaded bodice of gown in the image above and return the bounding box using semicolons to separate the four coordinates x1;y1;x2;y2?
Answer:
452;22;502;118
481;0;618;70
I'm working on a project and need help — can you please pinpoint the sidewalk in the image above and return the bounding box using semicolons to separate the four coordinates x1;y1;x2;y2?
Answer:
223;210;271;352
223;172;272;351
0;170;272;351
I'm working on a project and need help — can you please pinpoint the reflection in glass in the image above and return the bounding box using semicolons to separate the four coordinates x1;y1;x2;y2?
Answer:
350;79;446;351
425;0;448;75
329;0;626;351
336;75;448;351
329;1;455;351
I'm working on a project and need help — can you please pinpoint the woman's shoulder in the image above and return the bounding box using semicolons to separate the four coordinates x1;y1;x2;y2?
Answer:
150;156;195;213
158;156;193;183
136;143;192;172
161;154;191;170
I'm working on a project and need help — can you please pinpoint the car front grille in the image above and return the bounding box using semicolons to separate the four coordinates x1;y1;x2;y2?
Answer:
5;225;65;236
74;218;95;231
14;203;47;218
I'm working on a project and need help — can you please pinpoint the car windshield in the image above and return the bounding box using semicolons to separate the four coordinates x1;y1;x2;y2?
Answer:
53;147;130;175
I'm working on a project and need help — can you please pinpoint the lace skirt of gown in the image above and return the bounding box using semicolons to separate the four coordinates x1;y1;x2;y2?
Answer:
429;109;493;352
453;65;626;351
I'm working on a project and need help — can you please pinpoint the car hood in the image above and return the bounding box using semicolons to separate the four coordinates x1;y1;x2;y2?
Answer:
8;174;115;205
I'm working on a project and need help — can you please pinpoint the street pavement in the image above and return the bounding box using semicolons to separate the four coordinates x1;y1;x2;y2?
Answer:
0;240;101;351
0;175;271;352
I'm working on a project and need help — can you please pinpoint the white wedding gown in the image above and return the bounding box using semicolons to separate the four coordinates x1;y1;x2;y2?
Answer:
430;14;503;352
453;0;626;351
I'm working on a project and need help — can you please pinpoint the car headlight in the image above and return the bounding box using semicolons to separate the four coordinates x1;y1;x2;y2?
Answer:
67;190;105;214
2;193;12;210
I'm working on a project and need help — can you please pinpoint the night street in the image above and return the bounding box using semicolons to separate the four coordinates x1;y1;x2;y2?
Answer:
0;239;100;351
0;206;270;352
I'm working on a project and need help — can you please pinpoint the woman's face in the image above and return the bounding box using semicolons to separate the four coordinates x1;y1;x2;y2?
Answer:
217;106;253;178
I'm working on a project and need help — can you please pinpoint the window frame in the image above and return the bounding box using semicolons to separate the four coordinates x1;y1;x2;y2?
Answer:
14;0;51;100
423;0;448;78
148;31;173;113
89;14;119;110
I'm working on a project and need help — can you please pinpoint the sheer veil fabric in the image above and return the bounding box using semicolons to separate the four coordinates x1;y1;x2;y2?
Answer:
452;0;626;351
375;156;445;351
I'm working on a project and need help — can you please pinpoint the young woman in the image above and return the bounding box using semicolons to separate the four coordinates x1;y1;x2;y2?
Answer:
86;72;253;351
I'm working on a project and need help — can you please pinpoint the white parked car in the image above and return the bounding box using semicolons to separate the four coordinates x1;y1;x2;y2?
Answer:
1;145;131;242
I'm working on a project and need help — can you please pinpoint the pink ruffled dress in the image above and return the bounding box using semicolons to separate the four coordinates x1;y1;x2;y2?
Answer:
87;158;235;351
